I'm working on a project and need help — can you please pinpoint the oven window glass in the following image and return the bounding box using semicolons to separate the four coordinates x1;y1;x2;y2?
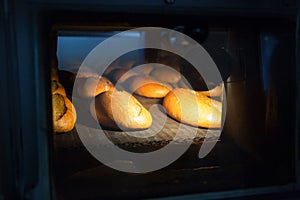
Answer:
51;25;295;199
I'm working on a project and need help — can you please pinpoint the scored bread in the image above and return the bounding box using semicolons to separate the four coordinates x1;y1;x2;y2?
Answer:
51;80;66;96
51;76;76;133
52;92;77;133
90;90;152;130
163;88;222;128
76;77;114;97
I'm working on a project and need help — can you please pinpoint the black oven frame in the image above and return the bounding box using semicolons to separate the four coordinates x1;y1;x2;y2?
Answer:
1;0;300;199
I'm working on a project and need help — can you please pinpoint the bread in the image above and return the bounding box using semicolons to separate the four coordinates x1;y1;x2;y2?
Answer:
76;72;102;79
111;69;138;84
134;64;154;75
58;71;111;95
51;80;66;96
76;77;114;97
149;66;181;83
103;64;123;76
127;75;172;98
163;88;222;128
90;90;152;130
197;85;222;97
177;79;222;97
51;72;77;133
178;79;191;89
110;64;154;84
52;92;77;132
107;64;183;98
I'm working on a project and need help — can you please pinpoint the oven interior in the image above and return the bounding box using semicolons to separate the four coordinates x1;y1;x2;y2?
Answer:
48;13;296;199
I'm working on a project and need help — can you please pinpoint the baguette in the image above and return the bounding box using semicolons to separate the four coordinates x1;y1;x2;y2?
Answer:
149;66;181;83
127;75;172;98
90;90;152;130
52;92;76;132
163;88;222;128
76;77;114;97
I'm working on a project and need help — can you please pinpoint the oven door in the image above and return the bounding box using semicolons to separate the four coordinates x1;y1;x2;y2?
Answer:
1;0;300;199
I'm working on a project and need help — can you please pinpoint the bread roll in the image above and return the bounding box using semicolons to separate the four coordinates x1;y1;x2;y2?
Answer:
103;64;123;76
150;66;181;83
163;88;222;128
76;72;102;79
197;85;222;97
77;77;114;97
59;71;102;82
51;73;77;133
178;79;191;89
51;80;66;96
52;93;77;132
90;90;152;130
111;69;138;84
134;64;154;75
59;71;109;95
128;76;172;98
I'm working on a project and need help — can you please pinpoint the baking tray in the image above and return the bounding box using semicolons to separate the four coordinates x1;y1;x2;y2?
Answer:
53;94;221;151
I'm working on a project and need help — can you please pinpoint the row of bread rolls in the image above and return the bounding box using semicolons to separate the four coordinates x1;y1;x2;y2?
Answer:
58;69;152;131
107;64;179;98
56;61;223;131
58;70;115;97
107;63;222;98
51;68;77;133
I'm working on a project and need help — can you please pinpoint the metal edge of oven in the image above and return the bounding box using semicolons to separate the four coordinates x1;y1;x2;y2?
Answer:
295;3;300;195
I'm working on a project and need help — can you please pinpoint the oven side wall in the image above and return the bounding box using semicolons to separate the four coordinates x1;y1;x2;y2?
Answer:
5;1;53;199
0;0;23;198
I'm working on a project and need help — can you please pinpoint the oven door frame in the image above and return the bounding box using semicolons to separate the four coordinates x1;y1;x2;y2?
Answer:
0;0;299;199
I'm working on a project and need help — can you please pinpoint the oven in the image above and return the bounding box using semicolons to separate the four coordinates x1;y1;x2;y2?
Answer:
1;0;300;199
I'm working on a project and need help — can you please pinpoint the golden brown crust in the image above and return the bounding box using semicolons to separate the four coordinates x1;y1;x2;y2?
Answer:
52;93;77;133
52;94;67;121
197;85;222;97
128;76;172;98
77;77;114;97
51;80;66;96
90;90;152;130
163;88;222;128
51;75;77;133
